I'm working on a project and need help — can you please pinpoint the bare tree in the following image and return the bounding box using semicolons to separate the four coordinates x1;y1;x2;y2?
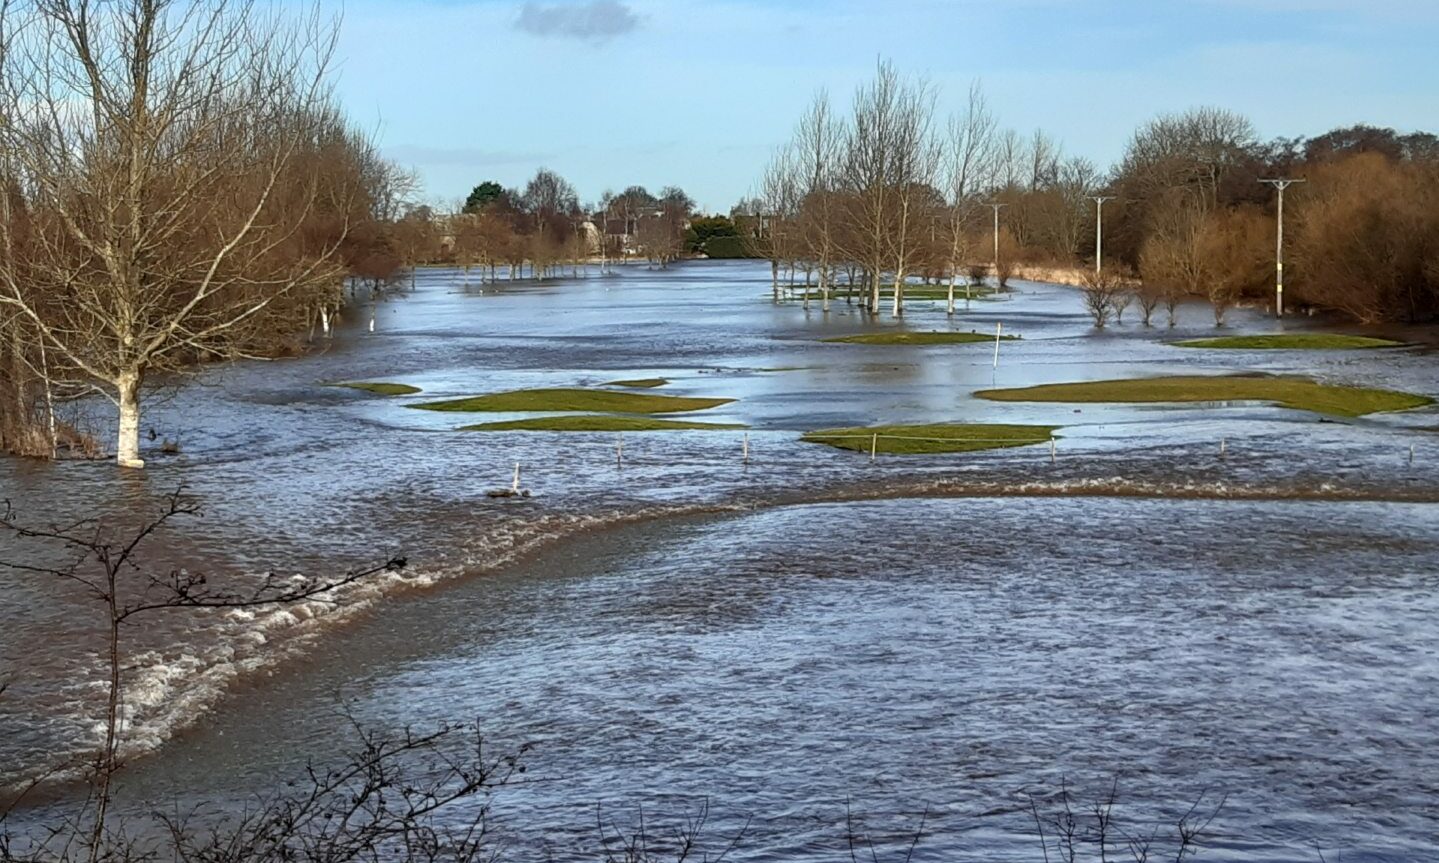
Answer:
759;147;800;300
0;0;358;468
793;91;843;313
0;489;405;860
884;79;940;317
1140;192;1210;327
940;82;997;315
836;61;936;316
1080;269;1124;328
1197;206;1269;325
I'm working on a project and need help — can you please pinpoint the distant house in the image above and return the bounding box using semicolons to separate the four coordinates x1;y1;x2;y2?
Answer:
593;209;691;256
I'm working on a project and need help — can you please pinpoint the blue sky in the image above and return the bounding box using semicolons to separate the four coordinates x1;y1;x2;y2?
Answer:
331;0;1438;213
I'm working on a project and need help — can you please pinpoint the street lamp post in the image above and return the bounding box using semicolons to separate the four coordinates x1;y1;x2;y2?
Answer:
1088;196;1115;274
988;202;1007;287
1259;178;1304;317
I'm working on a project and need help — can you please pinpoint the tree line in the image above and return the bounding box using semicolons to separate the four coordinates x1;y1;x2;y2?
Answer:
0;3;698;467
0;0;416;465
388;174;697;282
748;61;1439;326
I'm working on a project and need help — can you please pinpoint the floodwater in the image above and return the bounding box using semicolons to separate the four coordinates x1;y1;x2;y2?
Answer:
2;261;1437;861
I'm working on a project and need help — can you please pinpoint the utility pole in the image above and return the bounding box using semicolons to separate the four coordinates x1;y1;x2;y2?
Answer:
1259;179;1304;317
988;202;1007;284
1088;195;1115;274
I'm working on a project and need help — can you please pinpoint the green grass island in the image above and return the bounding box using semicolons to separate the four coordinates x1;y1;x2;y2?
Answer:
1173;334;1406;350
823;331;1019;346
409;388;734;414
329;382;422;396
977;375;1431;418
802;422;1057;454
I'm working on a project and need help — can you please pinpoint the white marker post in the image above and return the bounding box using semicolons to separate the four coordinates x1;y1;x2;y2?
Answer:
993;322;1003;368
742;432;750;465
870;433;878;463
512;462;521;493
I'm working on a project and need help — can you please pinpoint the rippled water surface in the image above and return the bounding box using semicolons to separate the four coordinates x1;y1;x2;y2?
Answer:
2;262;1437;860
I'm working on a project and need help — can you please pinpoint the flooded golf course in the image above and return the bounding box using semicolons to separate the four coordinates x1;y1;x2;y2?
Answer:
3;261;1438;861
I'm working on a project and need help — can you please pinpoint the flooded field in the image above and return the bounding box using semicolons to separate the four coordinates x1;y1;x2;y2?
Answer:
2;261;1437;861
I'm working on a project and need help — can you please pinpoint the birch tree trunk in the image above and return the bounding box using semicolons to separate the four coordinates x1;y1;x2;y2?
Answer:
116;372;143;469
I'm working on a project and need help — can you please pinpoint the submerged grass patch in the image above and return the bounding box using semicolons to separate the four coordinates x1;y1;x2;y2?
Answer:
410;388;733;414
1174;334;1405;350
888;284;997;301
459;415;746;432
604;378;669;388
823;331;1018;346
330;382;421;396
801;422;1057;455
976;375;1432;418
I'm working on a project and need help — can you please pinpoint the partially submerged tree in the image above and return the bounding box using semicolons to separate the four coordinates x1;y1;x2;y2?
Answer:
793;92;843;312
939;83;997;314
1139;192;1210;327
1197;206;1270;326
1290;153;1439;322
1079;269;1124;328
0;0;361;467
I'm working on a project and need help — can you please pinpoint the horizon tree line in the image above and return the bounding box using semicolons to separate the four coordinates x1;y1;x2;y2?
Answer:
746;61;1439;327
391;174;698;282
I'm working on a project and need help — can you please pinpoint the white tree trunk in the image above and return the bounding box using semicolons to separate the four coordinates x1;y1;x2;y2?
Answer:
948;273;956;316
116;371;143;469
39;337;56;457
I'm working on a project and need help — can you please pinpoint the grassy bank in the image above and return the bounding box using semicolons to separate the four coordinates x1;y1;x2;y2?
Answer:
802;422;1056;454
824;331;1017;346
604;378;669;388
460;415;745;432
891;284;997;301
1174;334;1405;350
789;285;997;302
410;388;733;414
977;375;1431;418
331;382;422;395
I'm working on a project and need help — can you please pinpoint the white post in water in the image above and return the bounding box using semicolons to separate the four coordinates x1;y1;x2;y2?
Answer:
993;322;1003;368
512;462;521;493
368;313;375;333
1410;444;1415;467
742;432;750;465
1050;437;1056;464
870;433;878;463
1220;437;1227;458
